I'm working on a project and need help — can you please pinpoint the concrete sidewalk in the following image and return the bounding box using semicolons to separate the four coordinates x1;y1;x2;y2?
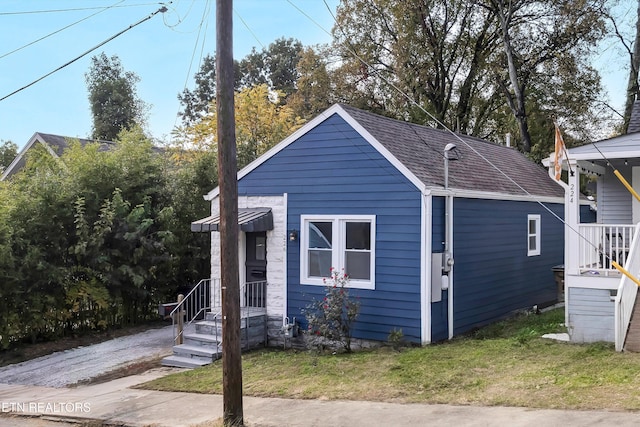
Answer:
3;370;640;427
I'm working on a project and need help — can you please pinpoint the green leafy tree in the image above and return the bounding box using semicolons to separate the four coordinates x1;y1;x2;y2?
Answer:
189;84;305;168
332;0;501;133
287;46;334;120
483;0;608;152
85;52;147;141
0;139;18;172
178;38;304;126
177;55;244;127
0;127;205;345
331;0;611;155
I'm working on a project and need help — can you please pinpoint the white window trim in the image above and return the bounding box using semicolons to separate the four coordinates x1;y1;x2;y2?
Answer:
300;214;376;290
527;214;541;256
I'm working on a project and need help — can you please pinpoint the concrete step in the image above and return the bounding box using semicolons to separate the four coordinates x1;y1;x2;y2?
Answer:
173;343;221;360
195;320;222;336
161;355;210;369
184;332;222;347
205;311;222;322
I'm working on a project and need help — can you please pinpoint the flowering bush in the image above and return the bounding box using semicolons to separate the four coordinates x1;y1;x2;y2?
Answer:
304;268;360;353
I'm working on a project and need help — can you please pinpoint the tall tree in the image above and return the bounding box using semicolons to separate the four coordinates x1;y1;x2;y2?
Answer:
178;38;303;127
332;0;501;133
189;84;304;168
287;46;334;119
608;0;640;132
85;53;147;141
177;55;244;127
331;0;610;155
484;0;608;152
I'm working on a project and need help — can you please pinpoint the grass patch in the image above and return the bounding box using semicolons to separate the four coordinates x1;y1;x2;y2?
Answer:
138;309;640;410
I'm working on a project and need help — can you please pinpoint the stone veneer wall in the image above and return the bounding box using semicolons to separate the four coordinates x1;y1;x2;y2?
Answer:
209;195;288;344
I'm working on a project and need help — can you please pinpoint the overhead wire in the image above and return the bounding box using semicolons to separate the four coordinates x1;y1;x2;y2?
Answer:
0;3;159;15
162;0;199;30
235;9;265;50
174;0;213;132
0;0;126;61
0;4;169;103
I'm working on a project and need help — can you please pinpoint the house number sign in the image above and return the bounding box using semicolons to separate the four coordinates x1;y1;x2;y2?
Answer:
569;183;575;203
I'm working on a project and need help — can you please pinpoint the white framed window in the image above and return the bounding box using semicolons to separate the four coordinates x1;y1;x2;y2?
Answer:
300;215;376;289
527;214;541;256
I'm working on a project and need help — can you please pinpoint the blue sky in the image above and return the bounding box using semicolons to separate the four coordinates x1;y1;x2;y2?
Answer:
0;0;339;148
0;0;633;149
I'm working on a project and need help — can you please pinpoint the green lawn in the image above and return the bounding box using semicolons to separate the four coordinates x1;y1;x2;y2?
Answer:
139;309;640;410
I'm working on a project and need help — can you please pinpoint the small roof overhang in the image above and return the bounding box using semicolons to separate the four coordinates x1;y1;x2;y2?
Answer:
191;207;273;233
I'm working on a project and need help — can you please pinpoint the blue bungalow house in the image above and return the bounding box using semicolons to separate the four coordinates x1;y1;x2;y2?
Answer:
190;104;569;352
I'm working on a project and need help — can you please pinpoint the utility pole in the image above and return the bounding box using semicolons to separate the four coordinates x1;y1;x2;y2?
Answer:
216;0;243;425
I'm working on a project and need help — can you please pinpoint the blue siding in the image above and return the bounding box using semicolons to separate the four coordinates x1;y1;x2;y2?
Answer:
238;114;424;343
452;199;564;335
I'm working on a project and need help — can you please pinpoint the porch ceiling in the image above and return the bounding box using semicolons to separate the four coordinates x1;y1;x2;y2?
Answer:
191;207;273;232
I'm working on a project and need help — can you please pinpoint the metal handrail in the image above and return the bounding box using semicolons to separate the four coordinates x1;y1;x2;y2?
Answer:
170;278;213;345
170;279;267;346
615;223;640;351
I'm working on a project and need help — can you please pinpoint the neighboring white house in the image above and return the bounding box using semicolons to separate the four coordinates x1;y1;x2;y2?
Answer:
544;105;640;350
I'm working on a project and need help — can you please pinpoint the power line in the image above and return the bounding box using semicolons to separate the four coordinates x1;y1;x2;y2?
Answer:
0;5;168;103
0;0;126;61
0;3;159;16
235;8;264;50
174;0;212;131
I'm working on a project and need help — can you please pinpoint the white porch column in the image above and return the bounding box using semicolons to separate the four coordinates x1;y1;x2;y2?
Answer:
565;159;580;276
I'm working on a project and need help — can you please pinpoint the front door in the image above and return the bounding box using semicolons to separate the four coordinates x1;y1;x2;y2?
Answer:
245;232;267;307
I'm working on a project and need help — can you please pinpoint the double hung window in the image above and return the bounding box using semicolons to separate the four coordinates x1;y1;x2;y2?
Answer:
301;215;375;289
527;214;541;256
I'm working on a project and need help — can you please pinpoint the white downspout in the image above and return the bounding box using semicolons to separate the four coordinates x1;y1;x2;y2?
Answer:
444;143;456;339
283;193;289;325
446;194;454;339
421;191;432;344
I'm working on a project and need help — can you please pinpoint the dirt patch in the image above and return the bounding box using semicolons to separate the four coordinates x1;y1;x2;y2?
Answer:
71;356;165;387
0;320;169;368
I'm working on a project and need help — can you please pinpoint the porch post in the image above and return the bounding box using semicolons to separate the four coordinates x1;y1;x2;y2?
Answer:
565;159;580;276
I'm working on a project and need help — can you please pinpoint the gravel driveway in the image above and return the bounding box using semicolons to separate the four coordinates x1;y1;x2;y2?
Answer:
0;325;174;388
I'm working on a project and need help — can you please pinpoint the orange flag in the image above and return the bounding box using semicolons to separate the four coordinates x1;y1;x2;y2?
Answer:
554;122;565;181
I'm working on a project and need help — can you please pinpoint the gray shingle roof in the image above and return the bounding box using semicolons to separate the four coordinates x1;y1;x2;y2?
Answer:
339;104;564;198
0;133;116;180
36;132;116;155
628;100;640;134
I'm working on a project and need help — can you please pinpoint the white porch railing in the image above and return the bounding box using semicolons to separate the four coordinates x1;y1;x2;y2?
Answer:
614;223;640;351
577;224;636;274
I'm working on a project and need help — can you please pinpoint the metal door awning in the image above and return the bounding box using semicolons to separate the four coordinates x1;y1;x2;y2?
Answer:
191;207;273;232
